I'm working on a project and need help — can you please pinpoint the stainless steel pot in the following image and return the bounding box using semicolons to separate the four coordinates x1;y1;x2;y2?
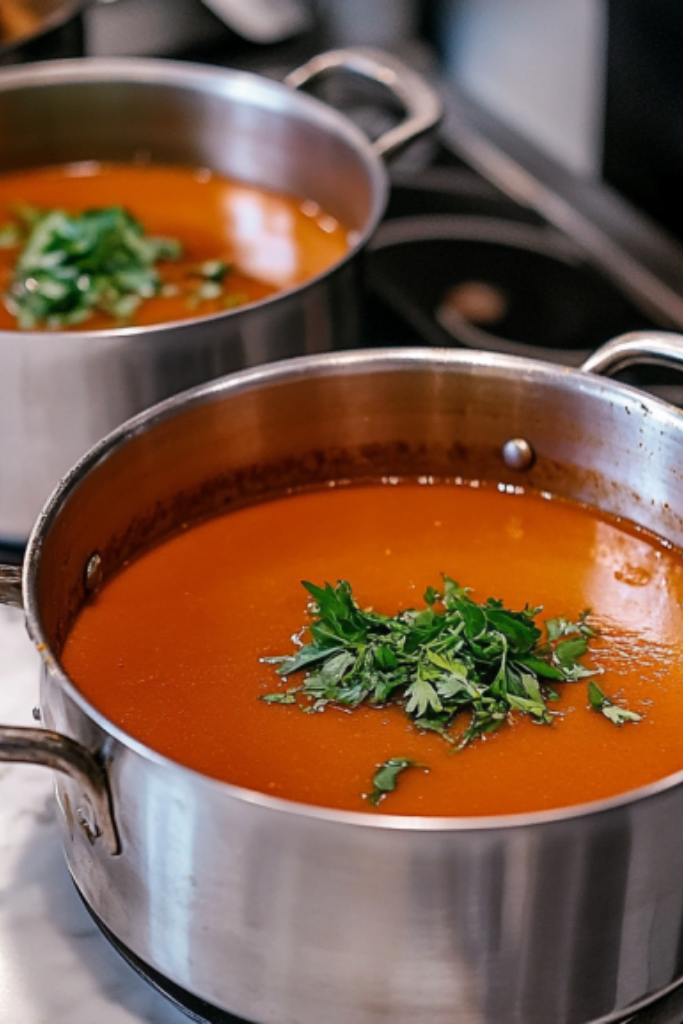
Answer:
0;49;440;543
3;332;683;1024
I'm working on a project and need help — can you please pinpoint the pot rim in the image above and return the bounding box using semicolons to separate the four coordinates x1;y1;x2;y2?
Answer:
23;344;683;833
0;55;388;340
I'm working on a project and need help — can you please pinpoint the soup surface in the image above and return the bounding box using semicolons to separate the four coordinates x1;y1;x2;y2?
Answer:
61;481;683;816
0;162;350;330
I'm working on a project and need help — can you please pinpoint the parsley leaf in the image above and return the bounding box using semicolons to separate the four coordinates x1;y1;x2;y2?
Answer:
367;759;423;806
588;679;643;725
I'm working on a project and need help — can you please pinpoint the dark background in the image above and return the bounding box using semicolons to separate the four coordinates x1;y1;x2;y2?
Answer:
603;0;683;245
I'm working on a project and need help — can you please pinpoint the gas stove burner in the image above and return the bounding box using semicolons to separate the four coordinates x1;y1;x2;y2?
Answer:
78;891;252;1024
366;215;659;365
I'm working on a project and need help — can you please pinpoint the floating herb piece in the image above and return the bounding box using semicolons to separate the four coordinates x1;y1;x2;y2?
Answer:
367;759;423;806
187;259;232;307
260;689;298;705
0;221;20;248
588;679;643;725
198;259;229;282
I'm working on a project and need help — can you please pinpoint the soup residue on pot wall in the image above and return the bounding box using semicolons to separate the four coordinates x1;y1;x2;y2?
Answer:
61;479;683;817
0;161;351;331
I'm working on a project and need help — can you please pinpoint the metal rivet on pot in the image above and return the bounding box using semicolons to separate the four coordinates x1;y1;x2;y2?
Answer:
84;552;103;594
76;799;102;846
502;438;535;471
32;706;41;721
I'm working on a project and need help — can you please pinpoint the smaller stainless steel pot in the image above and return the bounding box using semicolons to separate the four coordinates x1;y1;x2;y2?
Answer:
4;332;683;1024
0;48;441;542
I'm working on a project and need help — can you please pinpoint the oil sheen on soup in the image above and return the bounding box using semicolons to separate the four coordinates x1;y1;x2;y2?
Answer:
61;481;683;817
0;162;350;330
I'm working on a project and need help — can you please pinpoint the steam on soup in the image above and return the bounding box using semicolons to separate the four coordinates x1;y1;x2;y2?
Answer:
0;162;351;330
61;479;683;817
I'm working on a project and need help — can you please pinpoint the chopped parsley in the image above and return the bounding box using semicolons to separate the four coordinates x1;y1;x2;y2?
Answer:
0;205;246;329
262;576;643;805
588;678;643;725
1;205;181;328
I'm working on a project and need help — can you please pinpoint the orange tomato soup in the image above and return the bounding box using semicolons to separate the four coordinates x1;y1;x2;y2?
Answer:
0;162;350;330
61;481;683;816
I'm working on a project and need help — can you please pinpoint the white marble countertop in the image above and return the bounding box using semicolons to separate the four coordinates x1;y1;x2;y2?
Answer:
0;605;189;1024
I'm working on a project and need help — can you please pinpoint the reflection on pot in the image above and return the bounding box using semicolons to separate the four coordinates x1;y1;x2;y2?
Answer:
0;0;84;63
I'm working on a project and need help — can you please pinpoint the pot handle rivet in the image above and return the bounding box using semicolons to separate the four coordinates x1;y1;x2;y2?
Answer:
502;438;535;471
76;798;101;846
84;552;103;594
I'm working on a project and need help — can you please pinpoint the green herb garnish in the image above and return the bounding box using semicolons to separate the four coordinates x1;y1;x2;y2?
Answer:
0;221;21;248
588;678;643;725
262;576;642;804
1;205;181;329
263;576;599;745
367;759;423;806
198;259;229;282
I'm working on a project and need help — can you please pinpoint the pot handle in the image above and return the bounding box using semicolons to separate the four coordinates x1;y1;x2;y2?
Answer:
285;47;443;158
0;563;22;608
0;564;120;855
582;330;683;377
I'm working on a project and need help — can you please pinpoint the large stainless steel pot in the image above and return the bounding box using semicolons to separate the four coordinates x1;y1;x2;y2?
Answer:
0;49;440;543
3;332;683;1024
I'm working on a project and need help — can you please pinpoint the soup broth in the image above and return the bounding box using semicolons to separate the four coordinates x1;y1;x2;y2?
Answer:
61;480;683;817
0;162;350;330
